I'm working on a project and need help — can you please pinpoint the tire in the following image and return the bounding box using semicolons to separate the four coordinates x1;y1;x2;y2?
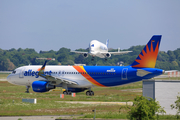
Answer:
63;91;67;95
86;91;90;96
91;91;94;96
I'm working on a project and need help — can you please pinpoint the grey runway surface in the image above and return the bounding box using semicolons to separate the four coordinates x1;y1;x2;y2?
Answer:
0;116;61;120
0;116;127;120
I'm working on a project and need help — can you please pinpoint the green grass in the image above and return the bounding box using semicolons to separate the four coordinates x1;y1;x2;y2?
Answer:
0;73;178;119
0;73;9;79
0;81;142;116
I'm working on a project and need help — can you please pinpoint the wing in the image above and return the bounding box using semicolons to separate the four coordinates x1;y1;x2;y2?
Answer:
38;61;78;85
108;51;132;55
100;51;132;56
71;51;88;54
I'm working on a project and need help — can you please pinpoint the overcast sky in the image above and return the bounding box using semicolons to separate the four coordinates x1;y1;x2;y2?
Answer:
0;0;179;52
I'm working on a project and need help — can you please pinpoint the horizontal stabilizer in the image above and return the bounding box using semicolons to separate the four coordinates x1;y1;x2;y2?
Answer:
136;69;152;77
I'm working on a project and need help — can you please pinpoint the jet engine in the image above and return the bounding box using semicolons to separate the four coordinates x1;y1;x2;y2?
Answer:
106;53;111;58
32;81;56;92
83;53;88;58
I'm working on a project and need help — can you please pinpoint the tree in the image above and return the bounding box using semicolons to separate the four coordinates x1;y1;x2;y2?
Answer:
167;50;176;62
128;96;165;120
7;59;15;70
171;93;180;118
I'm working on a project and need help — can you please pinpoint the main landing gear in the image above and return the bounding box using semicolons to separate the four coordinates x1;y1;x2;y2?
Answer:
86;90;94;96
63;90;72;95
25;86;30;93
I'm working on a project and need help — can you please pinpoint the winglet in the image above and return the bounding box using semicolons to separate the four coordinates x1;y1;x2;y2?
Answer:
131;35;162;68
38;60;47;75
106;39;109;48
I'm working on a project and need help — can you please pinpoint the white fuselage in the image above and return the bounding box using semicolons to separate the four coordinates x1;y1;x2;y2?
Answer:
89;40;108;58
7;65;93;88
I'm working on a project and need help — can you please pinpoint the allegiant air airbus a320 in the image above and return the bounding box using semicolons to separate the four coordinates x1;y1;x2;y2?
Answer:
7;35;164;96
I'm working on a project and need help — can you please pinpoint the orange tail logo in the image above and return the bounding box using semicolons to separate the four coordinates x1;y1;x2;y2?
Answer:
131;35;161;68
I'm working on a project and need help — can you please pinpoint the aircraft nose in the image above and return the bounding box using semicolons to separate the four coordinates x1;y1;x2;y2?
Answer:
7;74;12;83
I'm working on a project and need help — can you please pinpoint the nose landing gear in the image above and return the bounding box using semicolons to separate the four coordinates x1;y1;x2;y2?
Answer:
25;86;30;93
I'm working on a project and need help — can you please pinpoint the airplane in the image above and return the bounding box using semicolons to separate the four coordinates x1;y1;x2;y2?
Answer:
7;35;164;96
71;39;132;60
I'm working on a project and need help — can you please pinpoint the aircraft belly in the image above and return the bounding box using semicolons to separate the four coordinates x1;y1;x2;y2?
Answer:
63;75;93;88
95;52;105;58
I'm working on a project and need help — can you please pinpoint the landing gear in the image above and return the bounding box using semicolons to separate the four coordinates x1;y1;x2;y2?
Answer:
91;56;95;61
25;86;30;93
86;90;94;96
105;58;107;61
63;90;71;95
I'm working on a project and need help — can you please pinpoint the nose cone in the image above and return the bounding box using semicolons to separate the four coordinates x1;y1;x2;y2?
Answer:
7;74;13;84
162;70;165;74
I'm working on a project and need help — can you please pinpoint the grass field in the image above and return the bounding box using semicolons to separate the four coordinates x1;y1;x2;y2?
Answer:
0;73;141;118
0;73;10;79
0;73;179;119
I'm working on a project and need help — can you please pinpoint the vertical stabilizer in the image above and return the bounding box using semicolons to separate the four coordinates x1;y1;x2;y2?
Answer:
106;39;109;48
131;35;162;68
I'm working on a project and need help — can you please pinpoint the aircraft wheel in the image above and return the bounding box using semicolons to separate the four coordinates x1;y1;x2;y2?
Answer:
68;91;72;95
86;91;94;96
63;91;67;95
90;91;94;96
86;91;90;96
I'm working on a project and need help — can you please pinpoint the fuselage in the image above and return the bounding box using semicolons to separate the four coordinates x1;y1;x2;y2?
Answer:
7;65;164;89
89;40;108;58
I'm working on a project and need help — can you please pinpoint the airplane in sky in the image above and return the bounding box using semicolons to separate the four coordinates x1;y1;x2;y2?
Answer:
71;39;132;60
7;35;164;96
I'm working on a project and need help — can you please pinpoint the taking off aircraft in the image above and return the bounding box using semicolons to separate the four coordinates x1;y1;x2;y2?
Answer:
7;35;164;96
71;39;132;60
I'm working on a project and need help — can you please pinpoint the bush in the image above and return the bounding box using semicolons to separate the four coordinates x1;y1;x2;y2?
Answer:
128;96;165;120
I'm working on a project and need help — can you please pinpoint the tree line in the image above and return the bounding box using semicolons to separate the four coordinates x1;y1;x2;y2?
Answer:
0;45;180;71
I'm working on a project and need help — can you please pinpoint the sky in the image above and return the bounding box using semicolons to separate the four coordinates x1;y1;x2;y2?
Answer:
0;0;180;53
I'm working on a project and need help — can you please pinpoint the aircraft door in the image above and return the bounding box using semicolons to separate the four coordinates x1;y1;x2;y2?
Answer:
19;68;25;78
122;68;128;80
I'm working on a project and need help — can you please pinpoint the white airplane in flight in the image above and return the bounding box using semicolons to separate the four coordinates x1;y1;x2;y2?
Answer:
7;35;164;96
71;39;132;60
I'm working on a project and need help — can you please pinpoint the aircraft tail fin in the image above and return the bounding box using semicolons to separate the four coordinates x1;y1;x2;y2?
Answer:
131;35;162;68
106;39;109;48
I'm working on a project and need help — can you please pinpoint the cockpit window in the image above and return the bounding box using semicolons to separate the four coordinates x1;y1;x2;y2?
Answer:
12;71;16;74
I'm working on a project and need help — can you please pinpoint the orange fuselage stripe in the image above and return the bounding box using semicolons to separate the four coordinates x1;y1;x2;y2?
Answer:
73;66;106;87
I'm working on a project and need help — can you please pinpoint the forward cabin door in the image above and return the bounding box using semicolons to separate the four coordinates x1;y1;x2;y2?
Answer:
19;68;25;78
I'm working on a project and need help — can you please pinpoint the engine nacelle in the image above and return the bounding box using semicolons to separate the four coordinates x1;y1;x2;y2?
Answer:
67;88;87;93
32;81;56;92
83;53;88;58
106;53;111;58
